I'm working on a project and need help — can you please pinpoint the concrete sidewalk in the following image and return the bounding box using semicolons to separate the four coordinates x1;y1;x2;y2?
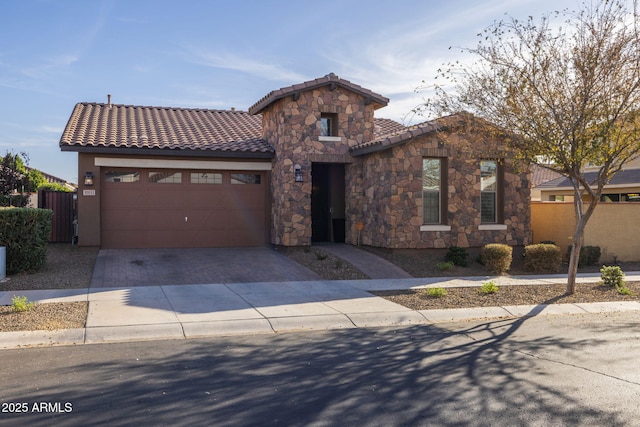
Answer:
2;272;640;349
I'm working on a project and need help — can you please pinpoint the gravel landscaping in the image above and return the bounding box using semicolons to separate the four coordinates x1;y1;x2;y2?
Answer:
374;282;640;310
1;244;639;332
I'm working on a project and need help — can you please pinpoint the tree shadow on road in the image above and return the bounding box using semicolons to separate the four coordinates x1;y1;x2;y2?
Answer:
2;313;639;426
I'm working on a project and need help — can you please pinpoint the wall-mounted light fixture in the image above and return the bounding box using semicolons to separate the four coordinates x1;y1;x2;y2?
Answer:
84;171;94;186
294;164;303;182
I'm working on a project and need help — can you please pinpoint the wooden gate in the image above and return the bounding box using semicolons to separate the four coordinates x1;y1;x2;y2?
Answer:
38;190;76;243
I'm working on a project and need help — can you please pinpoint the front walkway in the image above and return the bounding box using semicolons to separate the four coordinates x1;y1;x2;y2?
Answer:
319;244;413;279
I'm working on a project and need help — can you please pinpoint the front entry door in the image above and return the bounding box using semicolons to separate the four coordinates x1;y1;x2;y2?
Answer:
311;163;345;243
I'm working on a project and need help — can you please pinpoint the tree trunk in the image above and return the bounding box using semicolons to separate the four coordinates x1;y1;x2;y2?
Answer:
567;180;600;294
566;219;586;294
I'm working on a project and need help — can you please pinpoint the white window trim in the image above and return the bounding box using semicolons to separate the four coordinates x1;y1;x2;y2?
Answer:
319;136;342;142
478;224;507;231
420;225;451;232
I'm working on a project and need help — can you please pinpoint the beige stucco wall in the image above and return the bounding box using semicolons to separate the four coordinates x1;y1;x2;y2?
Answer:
531;201;640;262
77;152;101;246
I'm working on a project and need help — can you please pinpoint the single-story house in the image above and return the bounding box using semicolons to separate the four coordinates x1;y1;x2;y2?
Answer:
59;73;531;249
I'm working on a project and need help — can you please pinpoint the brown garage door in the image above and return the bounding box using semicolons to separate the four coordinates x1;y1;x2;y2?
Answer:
101;169;267;249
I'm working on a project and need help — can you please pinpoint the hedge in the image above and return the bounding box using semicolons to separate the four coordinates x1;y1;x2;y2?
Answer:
567;245;601;267
481;244;513;274
0;208;52;274
524;243;562;273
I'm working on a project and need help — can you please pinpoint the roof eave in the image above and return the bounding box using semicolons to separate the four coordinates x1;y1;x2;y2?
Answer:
60;145;275;159
248;77;389;115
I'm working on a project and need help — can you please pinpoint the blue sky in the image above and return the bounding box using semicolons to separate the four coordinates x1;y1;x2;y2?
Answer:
1;0;583;184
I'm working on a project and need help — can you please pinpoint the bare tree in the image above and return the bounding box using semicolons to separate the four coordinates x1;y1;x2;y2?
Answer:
423;0;640;293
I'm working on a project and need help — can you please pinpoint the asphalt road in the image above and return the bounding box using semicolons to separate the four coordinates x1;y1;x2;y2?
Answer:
1;312;639;426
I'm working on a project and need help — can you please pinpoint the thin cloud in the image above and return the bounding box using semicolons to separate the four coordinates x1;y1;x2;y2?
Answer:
181;46;307;83
21;54;79;79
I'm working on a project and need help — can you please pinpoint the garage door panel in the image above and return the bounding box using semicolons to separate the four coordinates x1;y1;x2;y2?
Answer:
102;210;147;230
102;188;146;208
185;229;230;248
101;168;266;248
228;228;265;246
228;192;263;209
147;189;185;208
226;209;264;229
147;209;185;229
188;198;228;211
186;210;230;228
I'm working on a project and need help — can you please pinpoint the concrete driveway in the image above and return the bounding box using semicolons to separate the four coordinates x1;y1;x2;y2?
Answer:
90;247;323;288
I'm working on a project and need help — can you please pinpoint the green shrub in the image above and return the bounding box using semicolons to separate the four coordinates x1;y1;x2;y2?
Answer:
480;244;512;274
313;249;328;261
567;245;601;267
0;195;29;207
599;265;633;295
12;295;36;313
0;208;52;274
425;287;447;298
480;281;499;294
445;246;469;267
436;261;454;271
524;244;562;273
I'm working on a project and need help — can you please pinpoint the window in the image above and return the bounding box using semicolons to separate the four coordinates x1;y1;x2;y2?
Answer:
422;159;441;224
601;193;640;202
149;171;182;183
105;171;139;183
320;113;337;137
422;158;448;225
480;160;503;223
231;173;261;184
191;172;222;184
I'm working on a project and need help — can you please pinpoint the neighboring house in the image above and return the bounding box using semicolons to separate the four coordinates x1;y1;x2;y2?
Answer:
536;168;640;202
530;164;563;201
59;73;531;249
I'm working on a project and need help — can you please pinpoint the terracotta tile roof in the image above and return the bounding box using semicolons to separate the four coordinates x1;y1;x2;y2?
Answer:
530;164;563;187
59;102;274;158
374;118;407;137
248;73;389;115
351;117;440;156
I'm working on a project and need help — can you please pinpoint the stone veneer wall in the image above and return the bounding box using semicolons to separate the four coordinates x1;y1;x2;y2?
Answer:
261;86;377;246
346;130;532;249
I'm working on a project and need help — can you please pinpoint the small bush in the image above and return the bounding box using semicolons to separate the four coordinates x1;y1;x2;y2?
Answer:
445;246;469;267
480;281;499;294
436;261;454;271
567;245;601;267
524;244;562;273
480;244;512;274
12;295;36;313
599;265;633;295
314;250;328;261
425;287;448;298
